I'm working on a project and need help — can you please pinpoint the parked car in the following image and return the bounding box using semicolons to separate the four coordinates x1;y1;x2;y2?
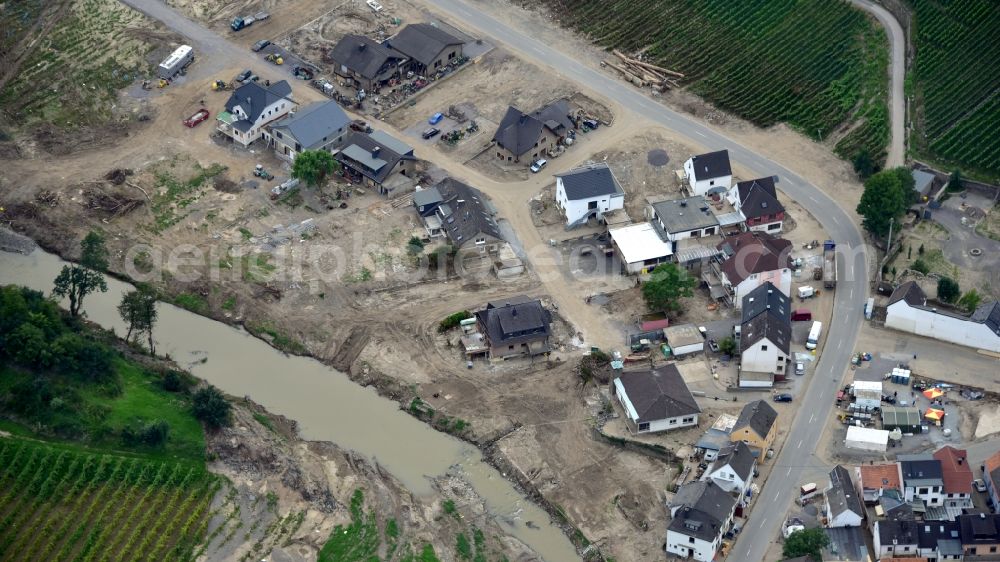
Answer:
251;40;271;52
428;112;444;125
422;127;441;139
709;340;720;353
773;393;793;403
183;109;211;128
236;69;252;82
795;362;805;376
974;479;987;492
366;0;383;11
529;159;547;173
791;309;812;321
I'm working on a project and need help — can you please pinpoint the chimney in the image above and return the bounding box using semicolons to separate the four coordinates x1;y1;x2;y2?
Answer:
680;200;687;207
359;42;367;51
372;146;381;157
958;457;964;465
511;307;518;317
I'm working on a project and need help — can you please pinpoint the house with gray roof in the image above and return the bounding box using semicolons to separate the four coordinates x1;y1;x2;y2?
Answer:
333;130;416;195
737;281;792;387
384;23;464;74
474;296;550;359
650;196;721;241
703;441;756;495
874;519;921;558
900;453;945;507
885;281;1000;353
492;99;574;163
429;178;503;258
667;480;737;562
612;364;700;434
727;176;786;233
217;80;296;147
328;35;407;91
730;400;778;456
825;465;864;528
554;163;624;227
683;150;733;196
269;100;351;161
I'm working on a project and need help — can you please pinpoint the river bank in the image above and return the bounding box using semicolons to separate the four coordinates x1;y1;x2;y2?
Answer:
0;233;585;561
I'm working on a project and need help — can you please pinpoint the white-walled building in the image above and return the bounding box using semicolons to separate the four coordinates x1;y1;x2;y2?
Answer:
609;222;673;274
852;380;883;411
934;446;974;509
684;150;732;196
900;454;945;506
667;481;736;562
649;196;721;241
612;365;701;434
269;100;352;161
702;441;755;495
825;465;864;528
554;163;625;227
708;231;792;309
663;324;705;356
737;281;792;387
874;520;921;559
885;281;1000;353
217;80;296;147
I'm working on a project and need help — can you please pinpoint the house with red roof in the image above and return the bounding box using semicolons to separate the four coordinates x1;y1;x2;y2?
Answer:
856;463;904;505
705;231;792;308
934;446;974;509
984;450;1000;511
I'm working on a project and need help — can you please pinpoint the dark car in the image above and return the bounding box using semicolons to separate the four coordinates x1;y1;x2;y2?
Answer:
708;339;720;353
422;127;441;139
251;40;271;52
773;393;793;403
236;69;252;82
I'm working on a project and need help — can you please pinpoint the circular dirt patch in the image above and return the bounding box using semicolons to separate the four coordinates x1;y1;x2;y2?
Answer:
647;149;669;167
970;248;983;257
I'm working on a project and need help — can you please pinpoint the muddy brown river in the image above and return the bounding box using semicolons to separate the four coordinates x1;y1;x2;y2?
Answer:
0;247;580;562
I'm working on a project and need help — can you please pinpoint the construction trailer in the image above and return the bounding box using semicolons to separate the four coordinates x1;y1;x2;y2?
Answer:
157;45;194;79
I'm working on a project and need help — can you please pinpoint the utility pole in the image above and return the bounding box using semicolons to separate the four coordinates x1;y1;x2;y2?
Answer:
879;217;895;281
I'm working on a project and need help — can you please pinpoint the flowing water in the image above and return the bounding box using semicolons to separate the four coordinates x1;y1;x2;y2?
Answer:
0;248;580;562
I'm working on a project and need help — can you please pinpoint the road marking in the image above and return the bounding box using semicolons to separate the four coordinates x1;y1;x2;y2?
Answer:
797;439;803;449
774;492;780;502
759;519;767;529
837;340;843;351
786;467;792;476
694;131;707;138
850;287;854;299
809;413;816;423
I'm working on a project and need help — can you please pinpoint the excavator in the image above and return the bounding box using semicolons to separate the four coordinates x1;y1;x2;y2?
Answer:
265;53;283;65
210;80;231;91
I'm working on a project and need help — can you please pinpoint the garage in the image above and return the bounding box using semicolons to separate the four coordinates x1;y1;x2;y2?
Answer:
663;324;705;357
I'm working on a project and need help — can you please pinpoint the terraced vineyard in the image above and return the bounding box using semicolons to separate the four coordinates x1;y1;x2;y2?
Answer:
0;437;219;562
0;0;155;128
534;0;891;164
911;0;1000;178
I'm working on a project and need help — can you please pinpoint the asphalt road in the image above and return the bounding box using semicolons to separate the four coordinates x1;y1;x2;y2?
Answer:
418;1;870;560
851;0;906;168
120;1;870;560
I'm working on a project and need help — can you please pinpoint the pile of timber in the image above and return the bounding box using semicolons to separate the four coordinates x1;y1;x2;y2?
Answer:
606;50;684;91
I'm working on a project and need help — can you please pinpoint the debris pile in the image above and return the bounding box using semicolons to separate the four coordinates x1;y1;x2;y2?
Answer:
213;176;241;193
83;186;144;217
103;168;134;185
605;50;684;91
260;218;317;251
34;190;60;207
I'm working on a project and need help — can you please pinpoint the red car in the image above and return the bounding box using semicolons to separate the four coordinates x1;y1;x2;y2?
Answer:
183;109;210;128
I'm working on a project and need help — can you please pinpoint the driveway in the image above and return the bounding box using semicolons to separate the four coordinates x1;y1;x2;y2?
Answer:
851;0;906;168
931;200;1000;271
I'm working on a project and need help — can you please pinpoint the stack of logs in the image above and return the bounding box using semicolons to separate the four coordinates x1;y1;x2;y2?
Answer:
605;49;684;91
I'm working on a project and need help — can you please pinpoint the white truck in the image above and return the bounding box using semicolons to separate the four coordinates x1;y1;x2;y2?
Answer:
797;286;815;300
806;321;823;350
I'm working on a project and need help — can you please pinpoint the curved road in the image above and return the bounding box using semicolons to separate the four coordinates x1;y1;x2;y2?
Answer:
415;2;871;560
122;1;871;560
852;0;907;168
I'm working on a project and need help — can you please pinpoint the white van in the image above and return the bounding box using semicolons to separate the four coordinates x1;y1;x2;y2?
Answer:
806;321;823;350
797;286;815;300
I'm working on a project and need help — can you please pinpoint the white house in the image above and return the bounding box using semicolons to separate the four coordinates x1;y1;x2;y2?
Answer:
684;150;732;196
667;481;736;562
702;441;755;495
900;454;945;506
709;231;792;309
609;222;673;274
874;520;921;559
935;446;974;509
727;176;785;233
268;100;352;161
825;465;864;528
737;281;792;387
217;80;296;147
885;281;1000;353
554;163;625;227
612;365;700;434
649;196;721;241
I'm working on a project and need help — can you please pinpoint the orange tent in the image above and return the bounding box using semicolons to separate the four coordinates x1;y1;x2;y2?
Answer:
923;388;944;400
924;408;945;421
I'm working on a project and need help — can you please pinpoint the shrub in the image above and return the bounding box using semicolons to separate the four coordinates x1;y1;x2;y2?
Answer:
937;277;960;303
911;259;930;275
192;386;231;428
438;311;472;332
